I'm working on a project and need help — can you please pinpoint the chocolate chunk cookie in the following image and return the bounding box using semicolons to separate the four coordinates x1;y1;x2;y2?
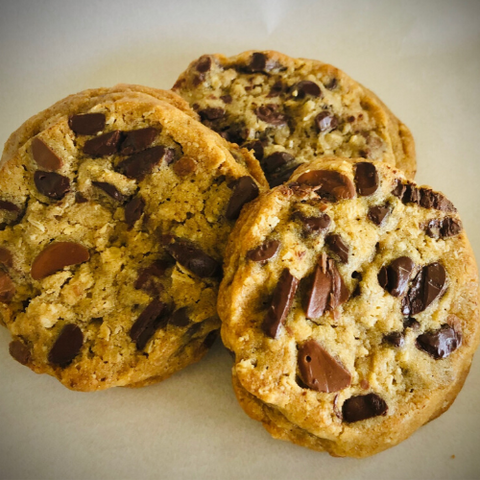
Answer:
0;92;266;391
218;157;479;457
173;50;416;185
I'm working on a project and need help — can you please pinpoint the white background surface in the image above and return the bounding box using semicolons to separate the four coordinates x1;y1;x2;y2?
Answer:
1;0;480;478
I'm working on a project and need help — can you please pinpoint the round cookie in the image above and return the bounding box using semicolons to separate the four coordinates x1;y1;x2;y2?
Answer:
0;93;267;391
218;157;479;457
173;50;416;185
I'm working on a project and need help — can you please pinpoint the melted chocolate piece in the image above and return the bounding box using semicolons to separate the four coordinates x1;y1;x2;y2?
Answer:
425;217;462;239
226;176;259;220
268;164;298;187
129;298;168;350
48;324;83;367
262;269;299;339
403;317;420;330
119;128;158;155
392;182;456;212
195;55;212;73
342;393;388;423
383;332;405;348
92;181;125;203
169;307;191;328
34;171;70;200
117;146;174;181
0;246;13;267
295;212;331;235
291;81;321;99
378;257;415;297
247;239;280;263
355;162;379;196
296;170;355;202
219;123;247;145
69;113;105;135
242;140;264;161
368;204;390;226
75;192;88;203
261;152;295;174
0;271;15;302
268;81;285;97
0;200;19;213
298;339;351;393
243;52;274;73
31;138;62;170
9;340;31;365
221;94;232;104
167;238;220;278
315;111;338;132
124;196;145;228
416;324;461;359
199;108;226;122
255;105;287;126
83;130;122;157
402;263;447;315
325;234;349;263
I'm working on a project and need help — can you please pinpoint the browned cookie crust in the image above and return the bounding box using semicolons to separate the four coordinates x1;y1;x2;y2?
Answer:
173;50;416;185
0;92;267;391
218;157;479;457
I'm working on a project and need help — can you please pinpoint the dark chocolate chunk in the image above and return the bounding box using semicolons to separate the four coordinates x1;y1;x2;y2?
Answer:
0;200;19;212
195;55;212;73
296;170;355;202
298;339;351;393
75;192;88;203
379;257;415;297
68;113;105;135
31;137;62;171
342;393;388;423
403;317;420;330
117;146;174;181
295;212;331;235
425;217;462;239
34;171;70;200
268;164;298;187
119;128;158;155
255;105;287;126
129;298;168;350
419;188;455;212
416;324;461;359
0;271;15;302
226;176;259;220
48;324;83;367
391;181;406;199
199;107;226;122
325;234;349;263
169;307;191;328
261;152;295;174
83;130;122;157
315;111;338;132
262;269;299;339
355;162;379;196
368;204;390;226
9;340;31;365
268;81;285;97
383;332;405;348
92;181;125;203
291;81;321;100
243;52;273;73
219;124;247;144
124;196;145;228
134;259;170;294
243;140;264;161
221;94;232;104
0;246;13;268
167;238;220;278
402;263;447;315
247;239;280;263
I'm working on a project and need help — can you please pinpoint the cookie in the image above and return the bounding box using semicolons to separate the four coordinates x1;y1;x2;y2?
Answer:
173;50;416;185
0;92;267;391
218;157;479;457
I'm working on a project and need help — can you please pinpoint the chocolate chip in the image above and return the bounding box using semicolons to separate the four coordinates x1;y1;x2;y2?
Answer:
92;181;125;203
0;247;13;268
0;271;15;302
117;146;174;181
134;259;170;294
69;113;105;135
268;164;299;187
355;162;379;196
297;339;351;393
83;130;122;157
425;217;463;239
416;324;461;359
402;263;447;315
391;181;406;199
124;196;145;228
296;170;355;202
262;268;299;339
199;108;226;122
255;105;288;126
261;152;295;174
226;176;259;220
342;393;388;423
119;128;158;155
403;317;420;330
169;307;191;328
0;200;19;213
378;257;415;297
34;171;70;200
419;188;455;212
9;340;31;365
368;204;390;226
195;55;212;73
166;238;220;278
31;138;62;171
268;81;285;97
221;94;232;104
243;52;273;73
48;324;83;367
129;298;168;350
325;234;349;264
242;140;264;161
291;81;321;100
295;212;331;236
173;156;197;176
383;332;405;348
75;192;88;203
315;111;338;132
247;239;280;263
31;242;90;280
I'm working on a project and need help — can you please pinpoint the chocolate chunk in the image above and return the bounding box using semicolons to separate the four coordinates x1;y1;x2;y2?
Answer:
262;268;299;339
31;138;62;171
416;324;461;359
124;196;145;228
268;81;285;97
402;263;447;315
403;317;420;330
295;213;331;235
173;156;197;176
226;176;259;220
48;324;83;367
221;94;232;104
355;162;379;196
195;55;212;73
119;128;158;155
0;271;15;302
419;188;455;212
291;81;321;100
342;393;388;423
325;234;349;263
134;259;170;294
34;171;70;200
129;298;168;350
268;164;298;187
383;332;405;348
247;239;280;263
378;257;415;297
261;152;295;174
9;340;31;365
368;204;390;226
298;339;351;393
31;242;90;280
219;124;247;145
199;107;226;122
0;247;13;268
243;140;264;161
243;52;273;73
92;181;126;203
425;217;462;239
117;146;174;181
167;238;220;278
255;105;287;126
391;181;406;199
169;307;191;328
68;113;105;135
296;170;355;202
75;192;88;204
315;111;338;132
0;200;19;213
83;130;122;157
